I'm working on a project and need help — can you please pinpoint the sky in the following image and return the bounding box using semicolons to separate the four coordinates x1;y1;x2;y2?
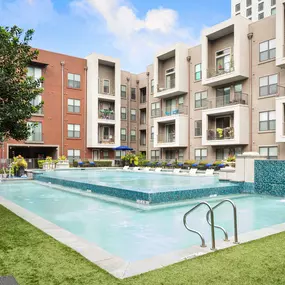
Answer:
0;0;231;73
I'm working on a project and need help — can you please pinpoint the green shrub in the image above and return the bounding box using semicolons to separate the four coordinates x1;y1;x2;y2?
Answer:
73;161;78;167
94;161;112;167
0;168;9;174
139;160;150;166
213;160;222;166
161;161;167;168
198;160;209;166
37;160;45;169
184;160;196;166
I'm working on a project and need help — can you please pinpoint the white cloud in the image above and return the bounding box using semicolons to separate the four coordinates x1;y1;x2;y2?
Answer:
70;0;197;72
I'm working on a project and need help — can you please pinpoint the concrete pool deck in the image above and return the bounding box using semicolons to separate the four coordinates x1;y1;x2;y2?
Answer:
1;192;285;279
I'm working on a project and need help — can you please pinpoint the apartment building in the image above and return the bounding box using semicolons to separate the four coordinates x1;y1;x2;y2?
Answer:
2;0;285;165
232;0;277;21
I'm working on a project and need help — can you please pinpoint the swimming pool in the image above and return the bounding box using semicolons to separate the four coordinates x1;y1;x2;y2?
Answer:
1;181;285;262
34;169;241;203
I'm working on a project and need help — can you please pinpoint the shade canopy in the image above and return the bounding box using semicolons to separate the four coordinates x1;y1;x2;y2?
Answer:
113;146;133;151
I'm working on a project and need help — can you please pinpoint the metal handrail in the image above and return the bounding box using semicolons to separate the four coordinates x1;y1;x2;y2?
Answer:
206;199;239;244
183;202;216;250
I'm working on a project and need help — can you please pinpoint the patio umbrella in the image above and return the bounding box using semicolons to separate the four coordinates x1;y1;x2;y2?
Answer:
113;146;133;151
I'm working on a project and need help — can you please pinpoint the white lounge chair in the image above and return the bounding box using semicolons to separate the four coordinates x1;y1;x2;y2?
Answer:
189;168;198;176
155;168;162;172
173;168;181;174
123;166;129;170
142;167;151;172
133;167;140;171
204;169;214;176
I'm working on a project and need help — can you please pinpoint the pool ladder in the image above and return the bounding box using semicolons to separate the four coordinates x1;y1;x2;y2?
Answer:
183;199;239;250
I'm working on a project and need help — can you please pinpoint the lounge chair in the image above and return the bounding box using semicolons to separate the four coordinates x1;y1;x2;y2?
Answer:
77;159;84;167
204;169;214;176
173;168;182;174
123;166;129;170
133;167;140;171
142;167;151;171
88;159;96;167
189;168;198;176
155;168;162;172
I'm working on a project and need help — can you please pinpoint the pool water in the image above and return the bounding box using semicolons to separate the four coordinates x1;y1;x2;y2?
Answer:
40;169;234;192
1;182;285;261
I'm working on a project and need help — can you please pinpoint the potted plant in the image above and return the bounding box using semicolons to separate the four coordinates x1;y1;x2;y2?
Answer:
12;155;28;177
216;128;224;139
56;155;70;169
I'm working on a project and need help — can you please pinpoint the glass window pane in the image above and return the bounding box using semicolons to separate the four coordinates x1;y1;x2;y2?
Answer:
269;84;277;94
74;150;80;156
201;149;207;157
195;64;201;72
259;112;268;121
269;74;278;84
74;74;80;81
269;111;276;120
234;84;242;92
68;99;73;105
75;125;80;131
202;92;207;99
260;51;268;61
269;49;276;59
269;39;276;49
68;73;73;80
269;147;278;156
260;76;268;87
68;124;73;131
195;149;200;156
195;93;201;100
260;41;268;52
269;120;276;130
75;100;80;106
260;86;268;96
259;147;268;156
67;150;73;156
259;121;268;131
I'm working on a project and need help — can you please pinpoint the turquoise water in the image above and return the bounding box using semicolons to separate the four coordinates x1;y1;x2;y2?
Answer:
1;182;285;261
40;169;234;192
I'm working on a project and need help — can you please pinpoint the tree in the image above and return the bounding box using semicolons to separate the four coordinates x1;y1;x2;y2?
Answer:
0;25;43;142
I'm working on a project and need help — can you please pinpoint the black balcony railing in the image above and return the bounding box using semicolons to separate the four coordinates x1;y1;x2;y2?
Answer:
151;109;161;118
158;133;175;143
207;64;235;79
98;109;115;120
207;127;234;140
205;93;248;109
157;77;175;92
98;134;115;144
162;105;188;116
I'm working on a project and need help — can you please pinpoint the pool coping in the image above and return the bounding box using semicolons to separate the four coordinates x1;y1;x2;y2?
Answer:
1;194;285;279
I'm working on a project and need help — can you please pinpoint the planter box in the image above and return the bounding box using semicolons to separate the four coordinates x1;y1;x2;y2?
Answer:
56;161;70;169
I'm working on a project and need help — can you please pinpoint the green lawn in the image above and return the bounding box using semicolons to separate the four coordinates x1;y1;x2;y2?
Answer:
1;205;285;285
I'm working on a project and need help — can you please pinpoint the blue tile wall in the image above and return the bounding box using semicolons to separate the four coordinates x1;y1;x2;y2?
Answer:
34;174;242;204
255;160;285;196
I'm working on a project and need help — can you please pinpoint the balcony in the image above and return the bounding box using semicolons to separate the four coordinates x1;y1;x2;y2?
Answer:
160;105;188;117
153;43;188;99
202;104;249;146
98;134;115;145
153;115;188;148
98;125;115;146
275;87;285;142
26;132;44;144
207;127;234;141
205;93;248;109
202;16;250;87
276;0;285;67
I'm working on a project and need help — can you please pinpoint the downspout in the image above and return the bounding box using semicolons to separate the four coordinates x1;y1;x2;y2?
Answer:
84;66;88;159
127;77;130;147
146;72;150;160
248;33;253;152
60;61;65;156
187;56;191;160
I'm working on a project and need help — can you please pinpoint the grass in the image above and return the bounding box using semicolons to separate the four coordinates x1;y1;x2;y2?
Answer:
1;205;285;285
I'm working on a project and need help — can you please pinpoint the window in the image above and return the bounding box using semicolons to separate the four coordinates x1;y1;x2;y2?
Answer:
195;149;207;161
151;126;154;140
103;80;110;94
103;150;109;159
165;68;175;89
246;0;252;7
68;99;80;113
259;111;276;131
216;87;231;107
131;88;136;100
166;150;175;160
121;128;126;141
216;48;231;72
195;91;208;108
151;79;154;94
68;73;81;88
27;122;42;142
258;13;264;20
27;66;42;87
195;64;202;81
67;150;80;162
68;124;80;138
234;83;242;94
140;88;146;103
271;0;276;5
178;149;184;161
271;8;276;15
115;150;126;159
195;120;202;136
259;74;278;96
259;39;276;61
259;146;278;159
258;2;264;12
121;107;127;120
130;130;136;141
216;147;242;160
246;8;252;17
151;150;160;160
131;109;136;121
31;95;43;114
151;102;160;117
235;3;240;12
121;85;126;98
